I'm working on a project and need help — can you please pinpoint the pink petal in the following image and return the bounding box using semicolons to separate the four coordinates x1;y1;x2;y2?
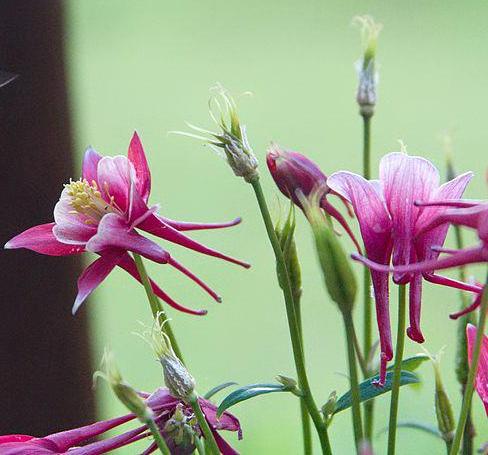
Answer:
96;155;135;214
423;273;481;294
145;388;180;410
380;153;439;282
407;274;425;343
5;223;85;256
200;399;242;435
211;429;240;455
466;324;488;416
53;188;97;245
117;254;208;315
86;213;170;264
82;147;102;184
157;214;242;232
0;435;34;444
45;414;134;451
139;214;250;268
128;132;151;203
73;249;126;314
450;292;482;320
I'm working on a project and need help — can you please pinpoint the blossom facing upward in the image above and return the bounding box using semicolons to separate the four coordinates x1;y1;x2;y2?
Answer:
0;388;242;455
5;132;249;315
266;143;361;252
328;151;473;384
466;323;488;416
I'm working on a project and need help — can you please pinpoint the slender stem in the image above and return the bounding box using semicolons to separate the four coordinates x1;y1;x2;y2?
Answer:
296;301;313;455
362;113;374;442
387;284;407;455
132;253;184;363
351;318;368;378
450;272;488;455
453;226;475;455
250;177;332;455
343;311;364;448
188;393;220;455
194;435;206;455
145;418;171;455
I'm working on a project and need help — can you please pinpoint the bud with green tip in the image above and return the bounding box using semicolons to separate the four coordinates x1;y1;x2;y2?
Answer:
275;374;301;396
321;390;337;418
175;84;259;183
353;15;382;117
96;350;153;422
298;188;357;314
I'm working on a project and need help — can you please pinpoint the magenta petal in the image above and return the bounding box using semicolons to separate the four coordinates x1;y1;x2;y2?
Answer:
45;414;134;452
211;429;239;455
86;213;170;264
128;132;151;203
407;274;425;343
450;293;482;320
139;214;250;268
466;324;488;416
5;223;85;256
423;273;481;294
117;254;208;315
73;249;126;314
82;147;102;184
0;435;34;444
157;214;242;232
199;399;241;435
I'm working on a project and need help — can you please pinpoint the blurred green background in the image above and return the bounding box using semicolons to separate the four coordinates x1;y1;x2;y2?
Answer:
65;1;488;453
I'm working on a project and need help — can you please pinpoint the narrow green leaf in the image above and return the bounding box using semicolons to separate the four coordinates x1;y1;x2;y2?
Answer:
333;370;419;414
378;420;443;440
203;382;237;400
217;383;290;417
386;353;429;373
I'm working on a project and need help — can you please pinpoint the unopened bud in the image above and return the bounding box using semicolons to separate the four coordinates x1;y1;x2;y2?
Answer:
321;391;337;417
97;350;153;422
275;203;302;302
299;189;357;313
353;15;382;117
275;375;301;396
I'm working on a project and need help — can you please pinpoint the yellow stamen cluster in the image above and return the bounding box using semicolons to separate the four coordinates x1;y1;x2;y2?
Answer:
64;178;116;223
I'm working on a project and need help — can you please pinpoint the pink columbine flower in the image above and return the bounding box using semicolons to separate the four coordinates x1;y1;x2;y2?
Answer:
5;132;249;315
327;151;473;385
466;323;488;416
266;143;361;252
0;388;242;455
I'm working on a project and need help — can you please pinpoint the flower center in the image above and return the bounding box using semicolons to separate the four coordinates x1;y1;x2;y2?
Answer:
65;178;120;224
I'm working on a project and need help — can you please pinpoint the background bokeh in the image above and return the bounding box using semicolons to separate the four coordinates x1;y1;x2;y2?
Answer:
65;1;488;453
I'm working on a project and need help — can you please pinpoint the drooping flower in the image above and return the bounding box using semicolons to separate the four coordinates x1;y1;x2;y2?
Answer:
327;151;473;384
0;388;242;455
266;143;361;252
466;323;488;416
5;132;249;315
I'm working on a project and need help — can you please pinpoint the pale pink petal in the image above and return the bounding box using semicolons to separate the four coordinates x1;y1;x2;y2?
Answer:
380;152;440;282
53;188;97;245
73;249;126;314
96;155;135;215
466;324;488;416
5;223;85;256
139;214;250;268
82;147;102;184
117;254;208;315
86;213;170;264
128;132;151;203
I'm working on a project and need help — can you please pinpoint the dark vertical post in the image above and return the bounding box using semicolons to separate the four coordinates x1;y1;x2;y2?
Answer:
0;1;95;435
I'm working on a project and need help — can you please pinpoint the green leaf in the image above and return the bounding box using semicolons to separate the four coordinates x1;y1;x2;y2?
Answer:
217;383;290;417
333;370;420;414
203;382;237;400
378;420;443;440
386;354;429;373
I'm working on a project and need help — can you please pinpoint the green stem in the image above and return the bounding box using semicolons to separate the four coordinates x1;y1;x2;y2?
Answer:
351;318;368;378
387;284;407;455
250;177;332;455
194;436;206;455
343;311;364;448
146;418;171;455
296;301;313;455
132;253;184;363
188;393;220;455
362;113;374;443
450;272;488;455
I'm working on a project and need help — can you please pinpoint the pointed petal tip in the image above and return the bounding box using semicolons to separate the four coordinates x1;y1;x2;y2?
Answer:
4;240;13;249
216;296;223;303
406;327;425;343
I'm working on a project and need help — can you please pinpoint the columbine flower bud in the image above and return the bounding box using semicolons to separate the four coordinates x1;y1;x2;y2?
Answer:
353;15;382;117
267;143;328;208
275;203;302;302
299;189;357;314
176;84;258;183
429;352;455;443
97;350;153;422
